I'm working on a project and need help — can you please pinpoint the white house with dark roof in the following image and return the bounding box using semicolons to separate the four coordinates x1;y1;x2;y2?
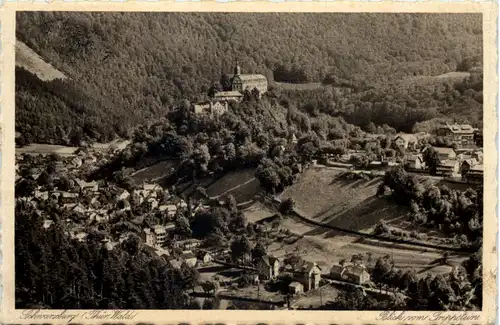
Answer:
437;123;475;146
431;147;457;161
330;263;370;285
291;260;322;291
393;133;418;151
180;251;198;267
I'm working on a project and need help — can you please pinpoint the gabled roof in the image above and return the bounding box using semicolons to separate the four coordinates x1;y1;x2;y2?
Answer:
153;225;166;234
259;255;279;267
289;281;303;288
434;147;455;155
293;260;321;273
441;124;475;134
461;158;478;167
142;183;159;191
345;265;368;276
470;164;483;172
406;154;423;162
393;133;418;143
330;264;345;275
234;74;267;82
438;160;458;168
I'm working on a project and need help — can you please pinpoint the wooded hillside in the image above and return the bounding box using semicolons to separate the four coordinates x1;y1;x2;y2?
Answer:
16;12;482;144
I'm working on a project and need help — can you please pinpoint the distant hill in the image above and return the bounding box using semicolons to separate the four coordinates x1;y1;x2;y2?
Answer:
16;12;482;144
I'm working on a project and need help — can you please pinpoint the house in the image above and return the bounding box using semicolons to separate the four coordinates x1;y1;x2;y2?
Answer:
153;225;167;245
393;133;418;151
71;203;86;214
436;160;459;177
433;147;457;161
159;204;177;217
193;100;229;117
465;164;483;184
167;257;182;270
197;251;213;264
116;189;130;201
180;251;198;267
144;228;158;247
71;231;88;243
288;281;304;295
177;239;201;250
147;198;159;211
405;154;424;170
76;179;99;193
104;241;119;251
34;191;49;201
459;159;479;179
131;190;145;205
330;263;371;285
42;219;54;229
177;199;188;209
472;151;483;163
60;191;78;204
437;123;475;147
71;157;83;169
256;255;280;280
83;155;97;165
89;197;101;209
291;260;322;291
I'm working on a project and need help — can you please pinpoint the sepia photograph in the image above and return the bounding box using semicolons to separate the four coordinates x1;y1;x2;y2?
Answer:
12;10;486;313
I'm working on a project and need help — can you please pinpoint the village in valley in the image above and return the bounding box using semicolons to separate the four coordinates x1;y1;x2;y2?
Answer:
14;12;484;311
15;61;483;310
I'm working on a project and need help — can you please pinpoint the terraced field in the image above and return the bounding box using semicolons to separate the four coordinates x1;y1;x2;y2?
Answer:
205;168;260;203
130;160;179;184
280;167;407;232
272;167;468;276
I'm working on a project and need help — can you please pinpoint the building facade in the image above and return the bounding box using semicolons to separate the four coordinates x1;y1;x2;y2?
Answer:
218;60;268;98
437;124;476;147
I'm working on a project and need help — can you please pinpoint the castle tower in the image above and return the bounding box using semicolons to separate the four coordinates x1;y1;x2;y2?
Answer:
234;59;241;75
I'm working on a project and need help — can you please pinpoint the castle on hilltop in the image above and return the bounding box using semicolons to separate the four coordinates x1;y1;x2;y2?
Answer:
212;60;268;102
195;61;269;116
224;60;268;95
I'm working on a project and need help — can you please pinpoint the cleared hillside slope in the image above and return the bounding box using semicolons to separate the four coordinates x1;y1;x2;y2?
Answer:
16;40;67;81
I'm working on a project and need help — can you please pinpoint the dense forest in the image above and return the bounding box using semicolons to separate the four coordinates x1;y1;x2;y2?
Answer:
15;200;199;309
16;12;482;144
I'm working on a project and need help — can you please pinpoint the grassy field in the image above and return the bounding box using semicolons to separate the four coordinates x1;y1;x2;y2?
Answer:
397;71;471;89
269;217;464;276
281;167;407;232
270;167;468;276
205;168;260;203
272;81;324;90
130;160;179;184
243;203;276;224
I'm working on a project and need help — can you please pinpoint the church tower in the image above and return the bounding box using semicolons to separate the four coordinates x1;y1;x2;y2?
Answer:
234;59;241;75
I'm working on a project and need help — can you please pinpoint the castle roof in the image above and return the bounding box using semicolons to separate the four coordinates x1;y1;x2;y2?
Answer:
234;74;267;82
